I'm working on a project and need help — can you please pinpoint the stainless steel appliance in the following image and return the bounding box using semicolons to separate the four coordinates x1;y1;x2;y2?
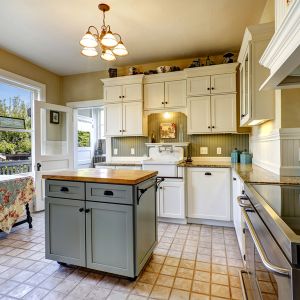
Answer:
239;183;300;300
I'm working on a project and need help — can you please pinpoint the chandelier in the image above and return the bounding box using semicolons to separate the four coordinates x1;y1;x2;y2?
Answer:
79;3;128;61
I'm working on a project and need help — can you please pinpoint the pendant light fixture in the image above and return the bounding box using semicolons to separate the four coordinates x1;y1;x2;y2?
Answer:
80;3;128;61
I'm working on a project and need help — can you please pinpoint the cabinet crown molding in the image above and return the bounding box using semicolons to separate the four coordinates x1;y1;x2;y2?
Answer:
101;74;144;86
184;63;239;78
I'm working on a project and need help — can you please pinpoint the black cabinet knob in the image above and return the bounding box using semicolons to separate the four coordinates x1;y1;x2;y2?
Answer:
119;96;122;98
104;190;114;196
85;209;90;213
207;87;210;90
241;114;245;118
161;102;164;104
211;87;215;90
205;172;212;176
233;177;237;181
212;126;215;128
208;126;211;129
60;187;69;192
79;208;84;212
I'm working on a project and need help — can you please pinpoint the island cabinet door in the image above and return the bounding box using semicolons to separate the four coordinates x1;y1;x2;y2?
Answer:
85;201;134;277
45;197;86;266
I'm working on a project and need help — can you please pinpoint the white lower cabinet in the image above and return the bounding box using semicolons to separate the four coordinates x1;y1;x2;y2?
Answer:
158;180;185;219
232;170;245;259
187;168;231;221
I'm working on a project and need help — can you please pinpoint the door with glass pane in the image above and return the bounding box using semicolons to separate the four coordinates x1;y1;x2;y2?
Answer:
34;101;74;211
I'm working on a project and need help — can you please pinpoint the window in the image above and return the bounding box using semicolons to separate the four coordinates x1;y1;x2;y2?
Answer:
78;131;91;147
99;108;105;139
0;70;44;174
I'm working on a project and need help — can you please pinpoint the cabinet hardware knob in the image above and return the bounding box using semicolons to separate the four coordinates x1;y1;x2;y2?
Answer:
119;130;122;132
233;177;237;181
241;114;245;118
208;126;211;129
123;130;126;132
165;102;168;104
79;208;84;212
104;190;114;196
122;95;125;98
159;187;163;189
211;87;215;90
205;172;212;175
212;126;215;128
85;209;90;213
119;96;122;98
60;187;69;192
207;87;210;90
161;102;164;104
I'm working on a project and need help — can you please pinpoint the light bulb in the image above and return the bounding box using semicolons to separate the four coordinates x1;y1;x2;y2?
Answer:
80;32;98;48
81;47;98;57
101;30;118;47
101;49;116;61
112;41;128;56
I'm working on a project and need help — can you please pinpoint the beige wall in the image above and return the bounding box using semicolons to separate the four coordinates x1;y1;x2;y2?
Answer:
259;0;275;23
281;89;300;128
0;49;62;104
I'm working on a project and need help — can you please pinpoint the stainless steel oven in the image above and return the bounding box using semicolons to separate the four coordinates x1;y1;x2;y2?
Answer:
238;184;300;300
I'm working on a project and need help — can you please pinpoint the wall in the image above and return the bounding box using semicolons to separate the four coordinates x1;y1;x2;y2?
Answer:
0;49;62;104
61;53;237;104
112;113;249;157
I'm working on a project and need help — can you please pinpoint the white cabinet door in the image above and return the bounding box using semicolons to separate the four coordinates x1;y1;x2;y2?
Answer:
104;103;123;136
159;181;185;219
144;82;165;110
211;73;236;94
123;101;144;136
187;168;231;221
187;96;211;134
211;94;236;133
165;80;186;108
104;86;123;103
187;76;210;96
122;84;142;102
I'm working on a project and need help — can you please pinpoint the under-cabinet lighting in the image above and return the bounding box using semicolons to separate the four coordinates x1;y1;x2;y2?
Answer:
163;112;172;119
248;120;265;126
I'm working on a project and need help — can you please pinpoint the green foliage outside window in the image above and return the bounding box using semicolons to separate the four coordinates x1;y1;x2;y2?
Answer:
78;131;90;147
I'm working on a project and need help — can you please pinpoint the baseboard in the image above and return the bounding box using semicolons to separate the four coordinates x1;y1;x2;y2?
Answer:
158;217;187;225
187;218;234;228
280;166;300;177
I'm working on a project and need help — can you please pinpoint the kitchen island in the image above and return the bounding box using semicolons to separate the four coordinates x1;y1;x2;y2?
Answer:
42;168;158;278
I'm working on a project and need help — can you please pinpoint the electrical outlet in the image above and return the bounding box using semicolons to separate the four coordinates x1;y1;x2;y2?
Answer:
130;148;135;155
217;147;222;155
113;148;118;155
200;147;208;155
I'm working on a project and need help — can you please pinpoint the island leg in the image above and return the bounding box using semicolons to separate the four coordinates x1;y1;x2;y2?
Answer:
25;203;33;229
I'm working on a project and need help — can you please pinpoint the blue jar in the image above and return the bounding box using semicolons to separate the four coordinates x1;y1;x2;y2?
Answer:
240;150;252;164
231;148;241;163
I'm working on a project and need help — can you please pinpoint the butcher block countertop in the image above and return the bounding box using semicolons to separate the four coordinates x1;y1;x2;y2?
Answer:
42;169;158;185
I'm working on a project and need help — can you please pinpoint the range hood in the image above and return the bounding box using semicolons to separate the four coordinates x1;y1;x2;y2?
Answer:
259;0;300;90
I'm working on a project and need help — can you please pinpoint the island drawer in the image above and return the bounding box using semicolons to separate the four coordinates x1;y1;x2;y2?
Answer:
86;183;133;205
45;180;85;200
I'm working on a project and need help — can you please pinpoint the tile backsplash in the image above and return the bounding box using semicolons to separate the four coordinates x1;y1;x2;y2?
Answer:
111;112;249;157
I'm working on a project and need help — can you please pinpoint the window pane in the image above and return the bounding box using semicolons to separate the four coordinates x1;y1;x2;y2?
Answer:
0;82;32;129
78;131;90;147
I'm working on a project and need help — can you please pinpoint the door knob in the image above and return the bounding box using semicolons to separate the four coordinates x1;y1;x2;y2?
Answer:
37;163;41;171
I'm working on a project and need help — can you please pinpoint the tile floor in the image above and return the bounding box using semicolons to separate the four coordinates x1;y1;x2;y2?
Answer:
0;213;244;299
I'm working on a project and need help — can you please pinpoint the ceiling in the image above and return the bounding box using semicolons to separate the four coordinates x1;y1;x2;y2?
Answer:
0;0;267;76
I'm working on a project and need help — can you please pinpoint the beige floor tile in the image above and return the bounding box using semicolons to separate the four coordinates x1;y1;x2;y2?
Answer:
161;265;177;276
192;280;210;295
8;283;34;298
176;267;194;279
212;264;228;275
54;279;79;294
138;271;158;285
86;286;111;300
151;255;165;264
40;275;63;290
165;257;180;267
0;280;20;294
173;277;192;291
211;283;230;298
194;270;210;283
146;262;162;273
107;290;129;300
150;285;171;299
113;278;136;292
211;273;229;286
179;259;195;269
231;287;243;300
169;288;190;300
230;275;241;288
190;292;210;300
43;290;65;300
156;274;175;287
131;282;153;297
23;287;49;300
195;262;211;272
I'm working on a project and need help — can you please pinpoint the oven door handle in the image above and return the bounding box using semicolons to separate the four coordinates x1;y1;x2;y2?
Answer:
242;209;290;277
237;196;252;208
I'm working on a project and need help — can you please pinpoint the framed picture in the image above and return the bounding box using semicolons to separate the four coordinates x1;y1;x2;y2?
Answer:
160;122;176;139
0;116;25;129
50;110;60;124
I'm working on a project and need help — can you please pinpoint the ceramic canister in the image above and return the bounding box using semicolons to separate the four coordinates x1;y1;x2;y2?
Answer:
240;150;253;164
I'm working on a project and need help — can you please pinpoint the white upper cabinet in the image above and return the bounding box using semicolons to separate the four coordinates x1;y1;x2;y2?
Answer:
211;94;236;133
187;168;231;221
122;102;145;136
122;84;143;102
144;82;165;110
187;76;210;96
238;23;275;126
211;73;236;94
165;80;186;108
104;85;123;103
187;96;211;134
104;103;123;136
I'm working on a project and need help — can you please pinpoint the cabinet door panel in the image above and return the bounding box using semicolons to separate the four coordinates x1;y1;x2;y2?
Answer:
187;96;211;134
45;197;86;266
123;102;143;136
211;73;236;94
187;168;231;221
123;84;142;102
187;76;210;96
159;181;184;218
104;86;122;103
211;94;236;133
86;201;134;277
144;82;165;110
104;103;123;136
165;80;186;108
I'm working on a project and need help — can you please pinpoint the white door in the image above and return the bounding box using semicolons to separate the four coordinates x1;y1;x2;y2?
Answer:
104;103;123;136
159;181;185;219
187;168;231;221
144;82;165;110
122;84;142;102
187;76;210;96
104;85;122;103
211;94;236;133
165;80;186;108
211;73;236;94
187;96;211;134
122;102;144;136
34;101;74;211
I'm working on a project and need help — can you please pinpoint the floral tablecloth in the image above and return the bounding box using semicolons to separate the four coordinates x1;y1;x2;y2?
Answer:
0;175;35;233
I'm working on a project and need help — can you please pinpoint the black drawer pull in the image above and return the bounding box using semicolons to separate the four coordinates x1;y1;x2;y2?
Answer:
60;187;69;192
79;208;84;212
205;172;212;176
104;190;114;196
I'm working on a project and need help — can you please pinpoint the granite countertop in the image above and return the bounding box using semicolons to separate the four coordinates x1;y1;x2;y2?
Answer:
177;161;231;168
95;161;143;166
42;168;158;185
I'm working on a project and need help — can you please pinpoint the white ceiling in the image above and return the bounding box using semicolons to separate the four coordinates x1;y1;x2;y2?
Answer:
0;0;267;76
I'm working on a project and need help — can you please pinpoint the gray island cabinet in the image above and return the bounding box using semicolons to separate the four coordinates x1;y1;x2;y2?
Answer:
43;169;158;278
